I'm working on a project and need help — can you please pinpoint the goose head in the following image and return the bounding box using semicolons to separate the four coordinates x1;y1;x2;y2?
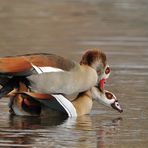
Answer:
91;87;123;113
80;49;111;91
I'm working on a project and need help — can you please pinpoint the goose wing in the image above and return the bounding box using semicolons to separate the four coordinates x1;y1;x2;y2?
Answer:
17;92;77;117
0;53;75;77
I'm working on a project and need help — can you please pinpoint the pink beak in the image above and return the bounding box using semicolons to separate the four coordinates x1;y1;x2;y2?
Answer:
99;78;106;92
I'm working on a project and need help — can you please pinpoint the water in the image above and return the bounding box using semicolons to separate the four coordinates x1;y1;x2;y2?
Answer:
0;0;148;147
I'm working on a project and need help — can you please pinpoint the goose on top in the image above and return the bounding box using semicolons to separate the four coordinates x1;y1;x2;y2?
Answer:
0;49;111;98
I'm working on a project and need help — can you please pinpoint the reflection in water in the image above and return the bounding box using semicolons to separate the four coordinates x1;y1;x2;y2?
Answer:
9;115;68;129
97;117;122;148
0;115;122;148
0;115;68;147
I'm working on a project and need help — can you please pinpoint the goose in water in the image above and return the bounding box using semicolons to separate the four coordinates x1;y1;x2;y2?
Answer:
8;82;123;117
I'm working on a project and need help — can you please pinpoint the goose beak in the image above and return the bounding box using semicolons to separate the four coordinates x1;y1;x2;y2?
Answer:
119;109;123;113
111;100;123;113
99;78;105;92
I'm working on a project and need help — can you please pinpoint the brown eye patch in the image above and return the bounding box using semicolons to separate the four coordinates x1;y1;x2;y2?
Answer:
105;67;110;74
105;92;113;99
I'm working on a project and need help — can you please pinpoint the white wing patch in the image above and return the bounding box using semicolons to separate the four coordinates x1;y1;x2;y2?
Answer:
31;64;64;74
52;94;77;117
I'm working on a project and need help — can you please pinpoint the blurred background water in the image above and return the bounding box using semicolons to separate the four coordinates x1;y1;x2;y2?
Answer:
0;0;148;147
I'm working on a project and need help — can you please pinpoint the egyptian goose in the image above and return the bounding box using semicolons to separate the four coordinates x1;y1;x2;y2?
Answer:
0;49;110;98
9;82;123;117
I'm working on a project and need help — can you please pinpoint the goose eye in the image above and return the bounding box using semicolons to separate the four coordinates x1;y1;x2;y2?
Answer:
105;67;110;74
105;92;113;99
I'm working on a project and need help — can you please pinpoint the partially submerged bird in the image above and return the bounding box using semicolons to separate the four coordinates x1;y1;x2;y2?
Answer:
8;82;123;117
0;49;111;98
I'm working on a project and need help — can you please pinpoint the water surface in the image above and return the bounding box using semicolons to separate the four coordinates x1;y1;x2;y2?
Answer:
0;0;147;147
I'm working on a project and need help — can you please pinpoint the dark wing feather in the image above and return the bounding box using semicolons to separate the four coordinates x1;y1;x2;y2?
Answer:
19;92;68;114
